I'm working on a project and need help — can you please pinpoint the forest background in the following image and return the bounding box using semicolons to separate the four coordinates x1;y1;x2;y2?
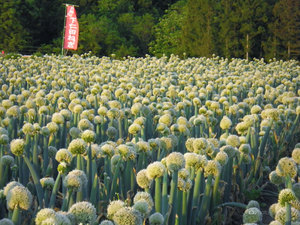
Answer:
0;0;299;60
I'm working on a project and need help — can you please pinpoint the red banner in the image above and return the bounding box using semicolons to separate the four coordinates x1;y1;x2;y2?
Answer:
63;5;79;50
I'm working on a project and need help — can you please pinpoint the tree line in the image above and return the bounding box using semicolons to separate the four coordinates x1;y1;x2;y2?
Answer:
0;0;299;60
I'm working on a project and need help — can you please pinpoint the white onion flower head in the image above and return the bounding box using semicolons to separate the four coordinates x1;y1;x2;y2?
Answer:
68;138;87;155
10;139;25;157
52;112;64;124
166;152;185;172
136;169;152;189
100;220;114;225
276;157;297;178
204;160;221;177
128;123;141;135
40;177;55;190
220;116;232;130
275;207;299;224
215;151;228;166
6;185;32;210
149;212;164;225
226;135;240;148
35;208;56;225
3;181;23;196
107;200;126;219
134;191;154;211
63;173;83;192
146;161;165;179
112;206;143;225
243;207;262;224
81;129;96;143
292;148;300;164
55;148;73;164
68;201;96;225
133;199;151;218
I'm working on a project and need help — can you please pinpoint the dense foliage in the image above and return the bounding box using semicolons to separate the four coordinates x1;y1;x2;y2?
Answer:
0;55;299;224
0;0;299;60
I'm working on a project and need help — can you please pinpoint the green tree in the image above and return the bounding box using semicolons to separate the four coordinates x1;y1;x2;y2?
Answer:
0;0;28;52
149;0;187;57
235;0;269;59
271;0;300;59
182;0;217;57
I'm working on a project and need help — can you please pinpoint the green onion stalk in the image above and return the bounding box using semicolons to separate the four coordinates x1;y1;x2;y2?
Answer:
32;132;40;175
190;168;203;225
161;170;168;216
154;176;162;213
11;206;20;225
49;172;62;208
42;134;49;176
285;175;293;225
254;119;274;179
198;174;213;225
86;143;93;197
168;170;179;225
23;155;44;208
61;189;73;211
90;173;98;208
109;158;121;199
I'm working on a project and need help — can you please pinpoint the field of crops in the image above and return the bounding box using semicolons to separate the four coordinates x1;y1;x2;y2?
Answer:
0;54;299;225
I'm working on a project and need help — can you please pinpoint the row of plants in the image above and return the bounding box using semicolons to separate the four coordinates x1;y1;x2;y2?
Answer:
0;55;299;225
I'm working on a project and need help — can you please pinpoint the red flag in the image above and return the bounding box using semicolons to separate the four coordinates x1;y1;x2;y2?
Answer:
63;5;79;50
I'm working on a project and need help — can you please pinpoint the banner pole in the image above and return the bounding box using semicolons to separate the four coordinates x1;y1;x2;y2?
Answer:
61;4;68;56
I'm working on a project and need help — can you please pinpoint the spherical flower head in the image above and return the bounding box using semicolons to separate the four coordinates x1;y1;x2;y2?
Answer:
64;173;83;192
0;218;14;225
275;207;300;224
204;160;221;177
269;170;285;185
60;109;72;121
131;103;142;116
101;143;115;158
269;203;278;218
78;118;93;131
6;106;20;118
159;114;173;127
47;122;59;133
35;208;56;225
220;116;232;130
69;127;81;139
133;199;151;218
106;126;117;139
73;104;83;114
134;192;154;211
146;161;165;179
22;123;34;135
0;134;9;145
81;129;95;143
100;220;114;225
247;200;260;209
166;152;185;172
68;138;87;155
107;200;126;219
40;218;58;225
251;105;262;114
220;145;236;158
68;169;88;189
112;206;143;225
68;201;96;225
6;185;32;210
226;135;240;148
1;155;14;166
3;181;23;196
269;221;282;225
215;151;228;166
52;112;64;124
243;207;262;224
239;144;251;154
128;123;141;135
276;157;297;178
10;139;25;156
136;169;152;189
148;139;160;151
184;152;200;168
160;137;173;151
278;189;297;207
40;126;50;136
55;148;73;164
40;177;55;190
192;138;207;154
149;212;164;225
292;148;300;164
